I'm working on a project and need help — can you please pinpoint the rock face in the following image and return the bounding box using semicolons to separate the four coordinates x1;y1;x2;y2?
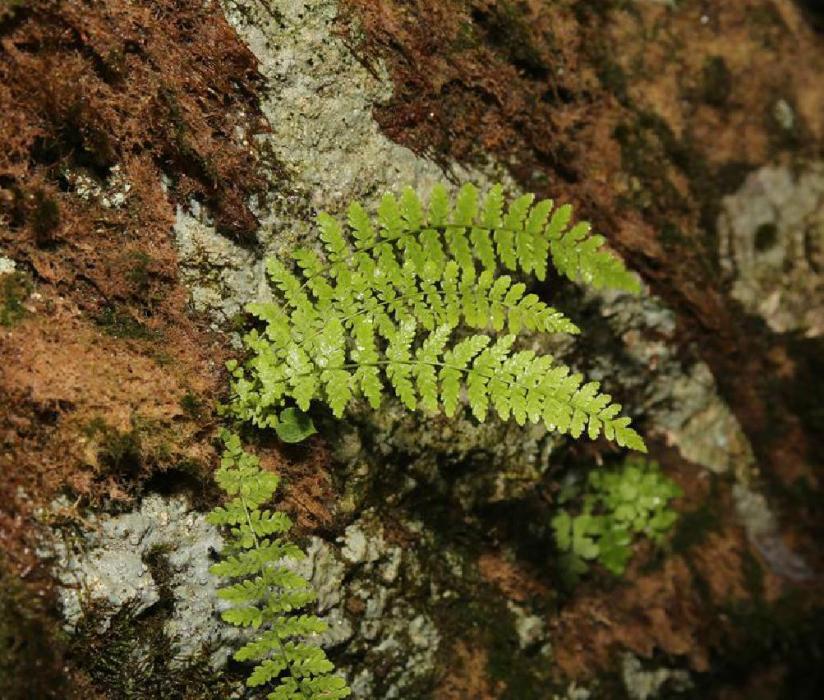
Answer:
175;0;508;324
48;495;238;667
37;0;820;698
719;162;824;337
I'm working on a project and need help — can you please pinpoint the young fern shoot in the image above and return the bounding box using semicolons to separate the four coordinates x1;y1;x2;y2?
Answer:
208;432;350;700
229;183;646;452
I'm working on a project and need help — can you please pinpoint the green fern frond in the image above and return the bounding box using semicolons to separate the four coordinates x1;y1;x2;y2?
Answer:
230;183;645;452
208;432;350;699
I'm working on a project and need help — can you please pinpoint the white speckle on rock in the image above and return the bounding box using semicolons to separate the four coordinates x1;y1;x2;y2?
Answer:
340;519;385;565
622;654;692;700
46;494;240;667
0;255;16;275
773;99;795;132
507;601;547;650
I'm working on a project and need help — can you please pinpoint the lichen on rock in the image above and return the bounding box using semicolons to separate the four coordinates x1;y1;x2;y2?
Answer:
47;494;236;667
719;161;824;337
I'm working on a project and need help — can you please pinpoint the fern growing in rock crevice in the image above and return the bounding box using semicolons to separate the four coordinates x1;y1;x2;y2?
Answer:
208;432;350;700
551;458;682;583
229;183;646;451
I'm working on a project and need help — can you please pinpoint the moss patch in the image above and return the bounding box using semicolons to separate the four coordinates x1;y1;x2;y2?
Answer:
0;271;31;326
68;600;232;699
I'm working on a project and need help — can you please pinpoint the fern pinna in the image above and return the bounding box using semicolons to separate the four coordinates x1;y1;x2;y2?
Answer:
208;432;350;700
229;183;646;452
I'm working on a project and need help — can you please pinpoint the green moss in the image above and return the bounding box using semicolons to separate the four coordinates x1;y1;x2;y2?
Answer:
572;0;638;24
435;579;553;700
160;87;220;189
451;21;479;53
125;250;153;293
614;114;691;217
226;310;251;334
0;0;26;22
408;498;556;698
746;4;787;48
31;189;60;244
68;600;232;700
692;596;824;698
0;271;32;326
614;110;754;272
95;305;159;340
179;391;204;419
660;221;686;248
595;53;629;104
99;46;127;84
84;417;143;476
472;1;549;80
483;600;551;699
740;547;765;602
151;349;175;367
670;492;721;555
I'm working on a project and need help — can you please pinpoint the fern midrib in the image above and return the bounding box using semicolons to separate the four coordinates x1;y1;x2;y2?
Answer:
238;490;294;684
285;358;613;422
299;220;550;292
295;283;568;350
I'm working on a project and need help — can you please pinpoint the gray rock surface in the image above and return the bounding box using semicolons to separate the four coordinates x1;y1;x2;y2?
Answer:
621;654;692;700
719;161;824;337
733;483;813;581
175;0;509;324
49;495;237;666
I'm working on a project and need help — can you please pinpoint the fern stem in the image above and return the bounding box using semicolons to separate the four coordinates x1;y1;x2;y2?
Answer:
239;488;295;685
300;285;515;348
298;221;535;293
240;491;260;549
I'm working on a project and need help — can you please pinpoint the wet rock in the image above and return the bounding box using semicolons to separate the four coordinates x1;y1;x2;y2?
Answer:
330;512;441;696
719;162;824;337
173;203;261;324
174;0;510;323
157;0;801;694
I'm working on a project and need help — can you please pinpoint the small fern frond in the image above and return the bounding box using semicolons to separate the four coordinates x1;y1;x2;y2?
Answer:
209;432;350;699
230;183;645;452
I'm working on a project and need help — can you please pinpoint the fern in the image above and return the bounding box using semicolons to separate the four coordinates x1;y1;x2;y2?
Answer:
207;432;350;700
551;458;682;583
229;183;646;452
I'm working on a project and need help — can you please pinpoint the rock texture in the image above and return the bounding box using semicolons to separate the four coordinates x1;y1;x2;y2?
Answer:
719;161;824;337
48;495;238;667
